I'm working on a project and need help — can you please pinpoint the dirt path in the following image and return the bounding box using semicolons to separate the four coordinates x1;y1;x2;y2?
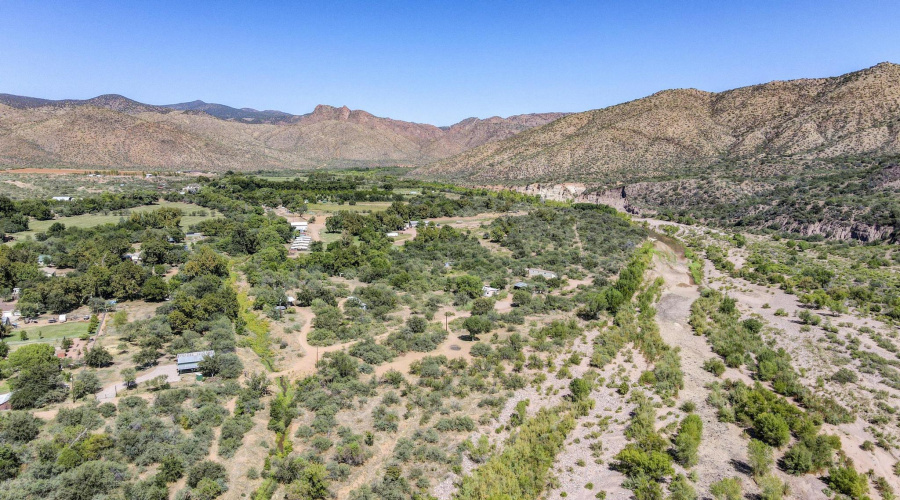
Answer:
643;220;899;494
96;363;180;400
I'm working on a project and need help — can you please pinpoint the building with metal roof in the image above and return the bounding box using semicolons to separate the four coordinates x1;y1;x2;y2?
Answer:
176;350;214;373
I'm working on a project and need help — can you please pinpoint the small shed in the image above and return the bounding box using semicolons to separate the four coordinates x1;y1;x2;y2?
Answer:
482;286;500;297
176;350;214;373
385;232;399;237
51;196;73;202
513;282;529;289
58;314;66;323
0;393;10;411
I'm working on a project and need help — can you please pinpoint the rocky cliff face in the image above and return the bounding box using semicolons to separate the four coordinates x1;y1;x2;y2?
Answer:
491;173;898;242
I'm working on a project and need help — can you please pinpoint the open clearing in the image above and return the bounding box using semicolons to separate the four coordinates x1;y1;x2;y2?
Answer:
10;201;220;240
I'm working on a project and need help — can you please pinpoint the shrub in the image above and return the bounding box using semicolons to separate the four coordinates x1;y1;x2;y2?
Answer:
72;371;102;400
613;446;674;481
455;407;575;500
0;445;21;480
187;460;227;488
668;474;697;500
702;358;726;377
753;412;790;448
757;474;786;500
831;368;858;384
0;411;42;443
435;416;475;432
672;414;702;467
710;477;742;500
827;465;869;499
569;377;591;401
747;439;773;478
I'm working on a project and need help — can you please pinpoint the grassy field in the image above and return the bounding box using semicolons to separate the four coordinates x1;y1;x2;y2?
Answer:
12;201;220;240
307;201;392;213
253;175;309;182
5;320;91;347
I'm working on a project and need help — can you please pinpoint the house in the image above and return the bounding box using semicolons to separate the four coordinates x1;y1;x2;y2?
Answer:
51;196;73;202
123;253;141;263
513;282;529;289
526;268;558;280
408;220;419;229
482;286;500;297
180;184;200;194
290;222;309;232
177;350;215;373
0;393;11;411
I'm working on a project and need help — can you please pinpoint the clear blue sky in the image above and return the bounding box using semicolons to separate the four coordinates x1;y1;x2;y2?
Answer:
1;0;898;125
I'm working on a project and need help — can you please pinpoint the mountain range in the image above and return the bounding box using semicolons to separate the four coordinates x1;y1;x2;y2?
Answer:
1;62;898;177
416;62;900;183
0;93;565;170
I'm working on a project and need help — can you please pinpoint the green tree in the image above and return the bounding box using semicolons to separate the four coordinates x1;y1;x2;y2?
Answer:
84;345;113;368
141;275;169;302
0;445;21;480
470;297;494;315
121;367;137;389
0;411;42;443
452;275;484;299
72;371;101;400
285;462;330;500
112;310;128;328
462;315;493;339
748;439;774;479
198;352;243;379
512;290;531;307
134;347;160;368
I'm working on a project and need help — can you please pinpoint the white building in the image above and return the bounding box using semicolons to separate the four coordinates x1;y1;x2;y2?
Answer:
526;268;558;280
52;196;73;202
482;286;500;297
